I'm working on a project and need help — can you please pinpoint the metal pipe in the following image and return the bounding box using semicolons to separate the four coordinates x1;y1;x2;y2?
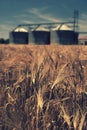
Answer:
18;21;74;27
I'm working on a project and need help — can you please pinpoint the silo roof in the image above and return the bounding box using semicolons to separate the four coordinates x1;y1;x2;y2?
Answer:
36;26;49;31
14;27;28;32
52;25;72;31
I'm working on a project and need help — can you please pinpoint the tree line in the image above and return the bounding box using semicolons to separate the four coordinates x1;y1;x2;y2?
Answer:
0;38;9;44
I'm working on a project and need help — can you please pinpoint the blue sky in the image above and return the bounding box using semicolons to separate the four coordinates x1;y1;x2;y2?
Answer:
0;0;87;38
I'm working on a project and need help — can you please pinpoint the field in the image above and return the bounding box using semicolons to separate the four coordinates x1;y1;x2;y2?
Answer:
0;45;87;130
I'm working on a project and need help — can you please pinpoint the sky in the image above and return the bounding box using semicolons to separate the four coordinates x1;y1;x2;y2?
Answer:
0;0;87;39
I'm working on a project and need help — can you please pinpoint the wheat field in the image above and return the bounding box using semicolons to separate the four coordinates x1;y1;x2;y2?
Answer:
0;45;87;130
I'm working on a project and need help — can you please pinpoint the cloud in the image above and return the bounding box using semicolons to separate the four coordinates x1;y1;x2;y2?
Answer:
27;8;61;22
13;8;62;26
20;20;35;24
79;13;87;32
13;14;28;19
80;13;87;20
0;23;15;38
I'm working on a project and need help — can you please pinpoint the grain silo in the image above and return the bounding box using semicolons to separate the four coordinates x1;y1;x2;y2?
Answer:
9;27;28;44
30;26;50;45
50;25;78;45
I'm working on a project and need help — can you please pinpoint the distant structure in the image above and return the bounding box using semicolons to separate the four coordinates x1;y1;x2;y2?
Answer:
29;26;50;45
9;11;79;45
10;27;28;44
79;35;87;45
9;24;78;45
50;24;78;44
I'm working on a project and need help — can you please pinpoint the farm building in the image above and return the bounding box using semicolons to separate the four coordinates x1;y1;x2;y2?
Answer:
9;24;78;45
79;35;87;45
50;24;78;44
51;30;78;45
9;27;28;44
29;26;50;45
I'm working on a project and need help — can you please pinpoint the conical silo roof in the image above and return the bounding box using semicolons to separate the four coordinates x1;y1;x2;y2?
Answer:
14;27;28;32
36;26;49;31
52;25;72;31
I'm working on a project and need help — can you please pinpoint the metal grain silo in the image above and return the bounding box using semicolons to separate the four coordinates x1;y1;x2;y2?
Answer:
29;26;50;45
9;27;28;44
51;25;78;45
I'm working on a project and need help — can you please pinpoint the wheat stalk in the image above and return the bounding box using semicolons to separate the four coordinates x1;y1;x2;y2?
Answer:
51;63;68;89
60;105;71;128
78;111;87;130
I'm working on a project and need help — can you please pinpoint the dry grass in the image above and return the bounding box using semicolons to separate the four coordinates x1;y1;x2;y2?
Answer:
0;45;87;130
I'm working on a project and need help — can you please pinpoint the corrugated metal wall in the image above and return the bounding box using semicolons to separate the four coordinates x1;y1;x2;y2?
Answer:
51;30;78;44
10;31;28;44
9;30;78;45
29;31;50;45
